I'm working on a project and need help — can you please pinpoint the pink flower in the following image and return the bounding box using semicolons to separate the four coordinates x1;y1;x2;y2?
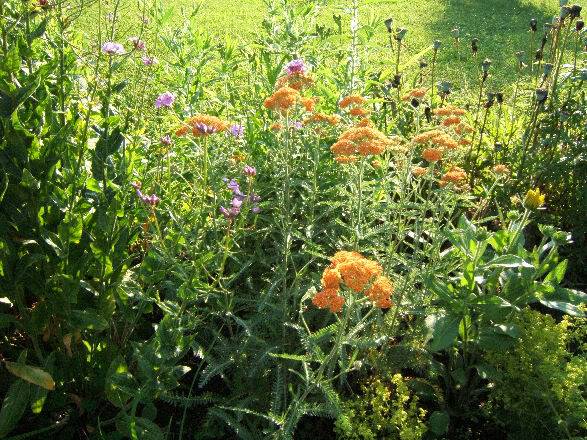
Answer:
128;37;146;51
155;92;175;109
142;56;158;66
284;59;307;75
102;42;125;55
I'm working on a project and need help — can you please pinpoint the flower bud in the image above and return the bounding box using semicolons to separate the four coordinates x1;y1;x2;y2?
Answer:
535;88;548;103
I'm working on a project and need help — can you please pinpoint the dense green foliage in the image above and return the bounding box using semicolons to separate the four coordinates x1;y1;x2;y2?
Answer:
0;0;585;439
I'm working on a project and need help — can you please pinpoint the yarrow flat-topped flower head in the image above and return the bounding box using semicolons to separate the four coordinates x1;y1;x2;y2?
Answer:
102;42;125;55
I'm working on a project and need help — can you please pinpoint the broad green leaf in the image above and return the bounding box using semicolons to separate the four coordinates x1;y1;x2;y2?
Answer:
484;255;533;269
426;314;460;352
539;300;585;317
429;410;450;435
544;260;567;284
4;362;55;390
105;356;136;408
0;380;30;438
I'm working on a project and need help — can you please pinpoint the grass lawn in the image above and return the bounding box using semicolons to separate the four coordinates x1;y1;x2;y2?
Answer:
81;0;559;88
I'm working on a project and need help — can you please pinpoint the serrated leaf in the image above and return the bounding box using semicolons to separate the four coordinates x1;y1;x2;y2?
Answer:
0;380;30;437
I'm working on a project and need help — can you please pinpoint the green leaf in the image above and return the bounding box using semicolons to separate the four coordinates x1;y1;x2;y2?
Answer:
484;255;533;269
544;260;567;284
539;300;584;317
4;362;55;390
116;416;164;440
426;314;460;352
2;45;20;74
429;410;450;435
268;353;311;362
57;213;83;244
0;380;30;438
69;309;109;331
30;19;48;40
105;356;136;408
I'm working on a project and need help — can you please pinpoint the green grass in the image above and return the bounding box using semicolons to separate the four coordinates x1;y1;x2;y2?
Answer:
79;0;560;88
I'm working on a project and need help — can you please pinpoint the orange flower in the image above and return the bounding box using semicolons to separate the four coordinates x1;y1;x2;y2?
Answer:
304;112;341;126
331;127;391;158
301;97;316;112
331;251;364;267
312;288;345;313
454;122;474;135
459;139;471;146
270;122;283;131
412;166;427;177
422;148;443;162
492;164;510;175
264;87;301;112
337;258;382;293
322;268;342;289
439;166;467;187
442;116;461;126
339;95;367;109
356;118;372;127
276;73;314;91
364;276;394;308
402;87;427;101
176;114;229;137
413;130;443;144
349;107;369;117
433;134;459;150
433;105;466;116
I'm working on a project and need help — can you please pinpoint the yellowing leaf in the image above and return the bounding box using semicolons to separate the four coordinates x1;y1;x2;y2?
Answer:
5;361;55;391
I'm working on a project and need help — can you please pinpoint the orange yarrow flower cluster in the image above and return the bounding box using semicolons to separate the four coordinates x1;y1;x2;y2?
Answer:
276;72;314;91
340;95;370;118
402;88;427;101
492;164;510;175
331;127;391;162
264;87;302;113
439;166;468;187
304;112;341;126
312;251;394;312
176;114;229;137
433;105;466;116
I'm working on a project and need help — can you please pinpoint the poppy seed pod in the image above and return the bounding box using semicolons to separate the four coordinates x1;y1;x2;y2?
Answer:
535;49;543;61
438;81;452;97
411;98;420;108
496;92;504;104
530;18;538;32
451;28;460;39
577;20;585;31
424;106;432;123
570;5;582;19
391;73;402;88
395;27;408;41
419;58;428;69
543;63;554;77
471;38;479;55
384;18;394;33
481;58;492;73
433;40;442;50
535;88;548;103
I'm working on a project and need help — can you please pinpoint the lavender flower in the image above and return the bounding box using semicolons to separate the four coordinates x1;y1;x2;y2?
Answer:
143;194;160;206
155;92;175;109
194;122;217;135
293;121;303;130
226;179;241;193
160;135;172;146
128;37;146;51
142;56;158;66
251;206;261;214
243;165;256;177
231;197;243;209
284;59;307;75
102;42;125;55
229;124;244;138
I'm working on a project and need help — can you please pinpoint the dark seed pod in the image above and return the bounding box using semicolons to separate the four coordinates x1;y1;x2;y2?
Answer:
484;92;495;108
438;81;452;97
540;33;548;49
570;4;582;19
576;19;585;31
394;28;408;41
535;49;544;61
494;142;503;152
391;73;402;88
424;106;432;123
535;88;548;103
471;38;479;56
384;18;394;33
411;98;420;108
530;18;538;32
543;63;554;77
496;92;504;104
560;6;572;20
419;58;428;69
481;58;492;73
433;40;442;50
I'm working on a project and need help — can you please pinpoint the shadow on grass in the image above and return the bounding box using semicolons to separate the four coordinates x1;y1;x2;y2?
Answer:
427;0;557;89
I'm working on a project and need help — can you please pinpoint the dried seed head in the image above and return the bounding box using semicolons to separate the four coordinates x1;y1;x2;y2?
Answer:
496;92;504;104
451;27;460;39
576;19;585;31
570;5;582;19
543;63;554;77
384;18;394;33
535;88;548;103
471;38;479;55
424;106;432;123
395;27;408;41
530;18;538;32
433;39;442;50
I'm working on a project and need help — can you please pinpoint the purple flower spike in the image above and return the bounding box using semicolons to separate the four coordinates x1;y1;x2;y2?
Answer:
142;56;157;66
226;179;240;193
229;124;244;138
284;59;307;75
160;135;172;146
231;197;243;209
102;42;125;55
220;206;231;219
252;205;261;214
155;92;175;109
128;37;146;51
243;165;257;177
141;194;160;206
